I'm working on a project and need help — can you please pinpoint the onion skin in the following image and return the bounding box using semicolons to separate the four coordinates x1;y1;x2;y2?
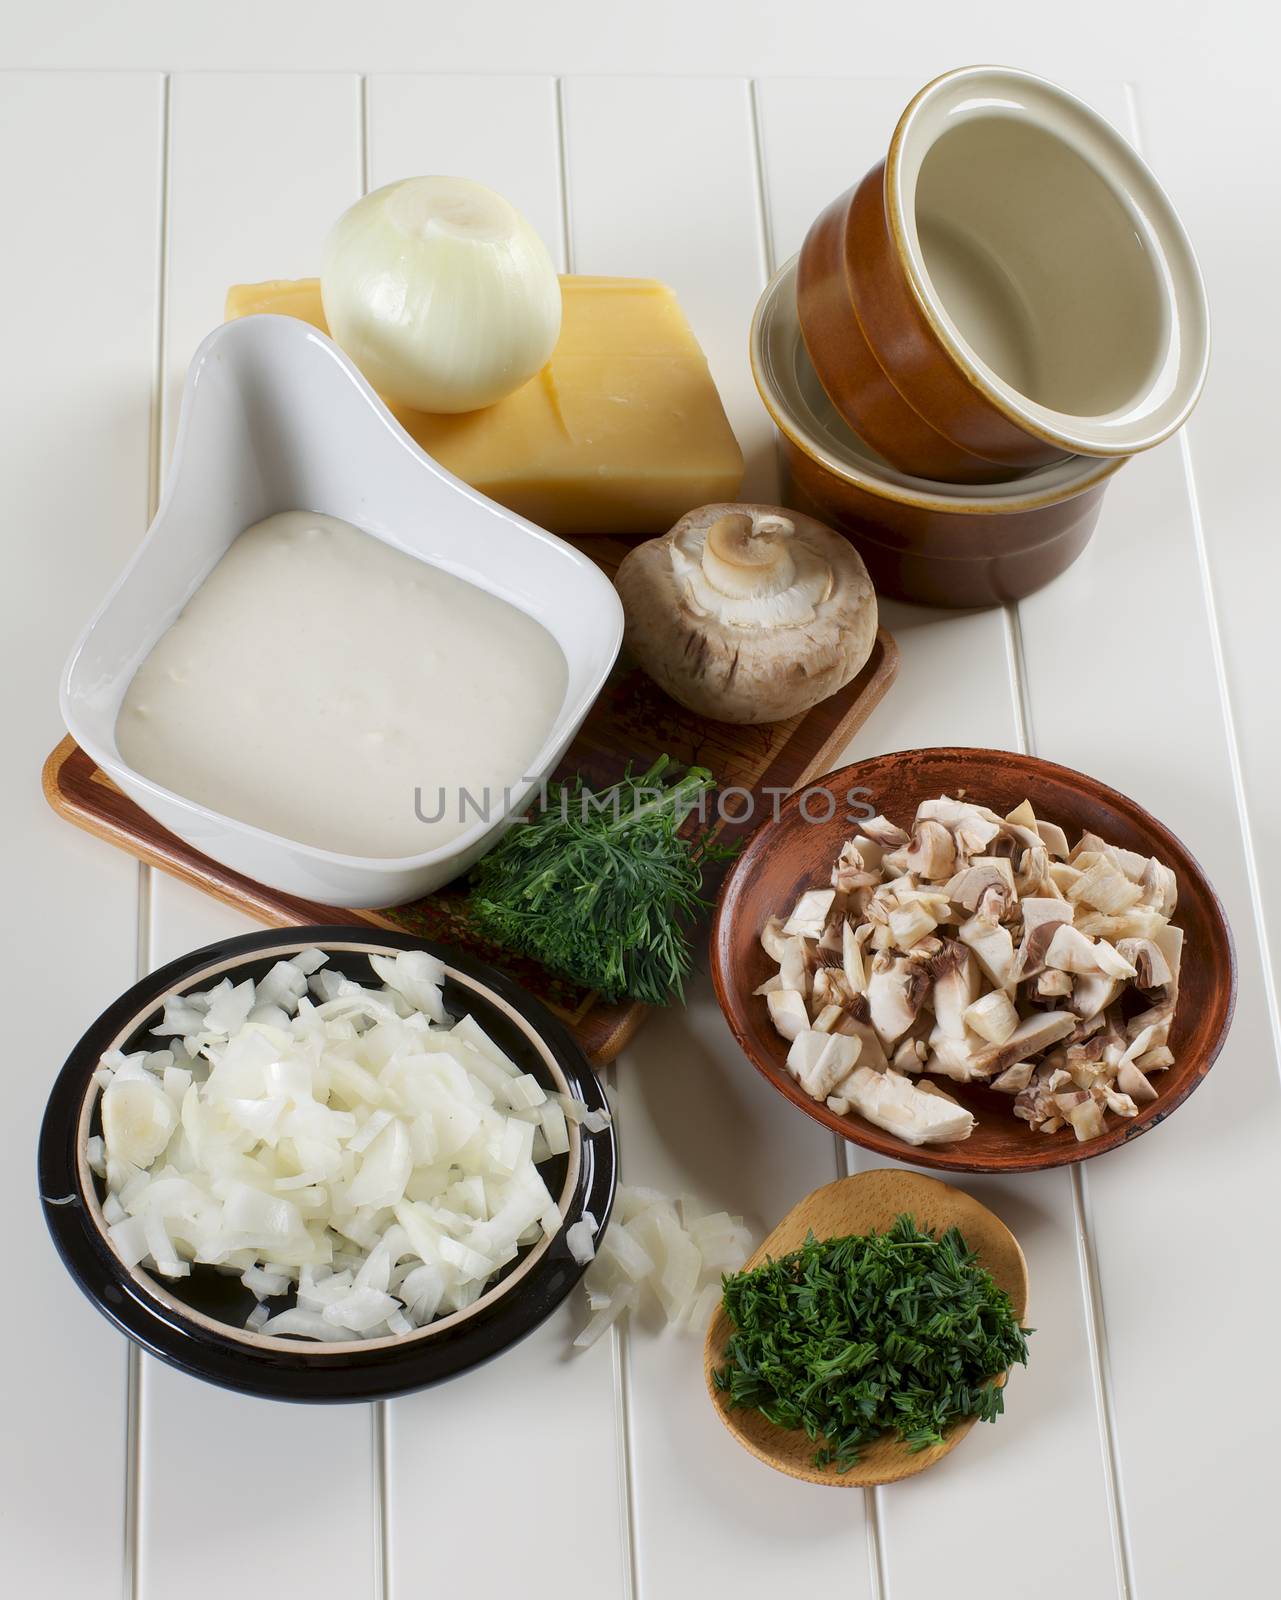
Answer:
321;176;562;414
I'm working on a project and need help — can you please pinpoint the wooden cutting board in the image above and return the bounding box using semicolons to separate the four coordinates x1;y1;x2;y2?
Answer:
44;536;897;1063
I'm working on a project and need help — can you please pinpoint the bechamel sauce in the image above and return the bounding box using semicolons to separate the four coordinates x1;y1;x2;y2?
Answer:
116;511;568;858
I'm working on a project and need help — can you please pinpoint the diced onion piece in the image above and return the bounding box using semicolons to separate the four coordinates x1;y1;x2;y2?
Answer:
566;1212;598;1265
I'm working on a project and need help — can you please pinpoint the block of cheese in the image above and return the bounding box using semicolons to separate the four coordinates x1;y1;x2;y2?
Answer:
225;276;743;537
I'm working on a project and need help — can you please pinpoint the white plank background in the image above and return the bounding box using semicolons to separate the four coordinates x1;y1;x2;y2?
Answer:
8;7;1280;1597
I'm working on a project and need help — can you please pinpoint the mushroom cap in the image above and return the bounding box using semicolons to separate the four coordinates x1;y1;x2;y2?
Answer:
614;503;877;725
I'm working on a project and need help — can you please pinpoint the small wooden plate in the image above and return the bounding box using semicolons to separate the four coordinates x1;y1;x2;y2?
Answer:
703;1169;1028;1486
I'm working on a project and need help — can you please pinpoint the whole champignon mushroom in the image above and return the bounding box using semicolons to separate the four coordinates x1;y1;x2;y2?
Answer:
614;504;877;724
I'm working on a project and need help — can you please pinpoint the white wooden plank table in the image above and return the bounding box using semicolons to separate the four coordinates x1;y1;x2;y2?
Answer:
7;6;1279;1598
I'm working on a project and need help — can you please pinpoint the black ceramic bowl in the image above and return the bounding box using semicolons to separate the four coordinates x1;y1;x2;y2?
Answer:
39;926;616;1402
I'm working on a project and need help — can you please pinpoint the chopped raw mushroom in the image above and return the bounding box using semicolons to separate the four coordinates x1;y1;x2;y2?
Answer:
779;937;810;997
787;1029;861;1100
1044;924;1137;980
1115;937;1173;992
842;919;868;993
888;901;940;949
963;988;1019;1045
903;819;957;879
860;815;909;850
990;1060;1035;1094
754;793;1182;1146
867;953;931;1045
958;914;1015;988
944;857;1017;914
767;990;808;1042
836;1066;974;1145
783;888;836;940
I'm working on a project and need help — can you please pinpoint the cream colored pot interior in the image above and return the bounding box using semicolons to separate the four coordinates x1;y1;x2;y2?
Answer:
889;67;1210;455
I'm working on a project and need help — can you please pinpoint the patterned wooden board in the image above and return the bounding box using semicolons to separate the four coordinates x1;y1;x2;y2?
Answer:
45;535;897;1062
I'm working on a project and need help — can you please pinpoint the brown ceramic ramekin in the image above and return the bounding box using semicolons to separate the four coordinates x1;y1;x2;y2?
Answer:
797;65;1209;484
753;258;1127;609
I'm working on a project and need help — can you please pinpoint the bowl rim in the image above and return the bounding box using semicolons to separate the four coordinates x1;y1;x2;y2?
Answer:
710;747;1237;1175
885;64;1211;458
59;314;625;875
39;925;617;1400
750;258;1126;513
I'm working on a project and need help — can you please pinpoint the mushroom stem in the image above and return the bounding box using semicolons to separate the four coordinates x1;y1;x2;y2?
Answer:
701;512;798;600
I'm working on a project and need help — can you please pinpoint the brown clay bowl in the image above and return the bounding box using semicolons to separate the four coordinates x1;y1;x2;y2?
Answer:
752;257;1125;609
709;748;1235;1175
796;66;1209;483
704;1169;1029;1485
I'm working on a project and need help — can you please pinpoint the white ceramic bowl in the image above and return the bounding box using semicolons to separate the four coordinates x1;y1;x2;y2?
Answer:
61;315;623;907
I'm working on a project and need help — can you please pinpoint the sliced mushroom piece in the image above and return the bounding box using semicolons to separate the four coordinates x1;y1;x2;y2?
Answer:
831;841;879;894
1135;1045;1174;1073
766;989;809;1042
1138;856;1178;916
957;913;1016;989
892;1033;930;1074
917;798;1004;860
1067;971;1122;1021
963;988;1019;1045
1047;860;1083;897
1009;897;1075;983
840;1066;975;1145
787;1028;862;1101
842;918;868;995
1101;1086;1139;1119
779;936;810;998
783;887;836;940
860;815;909;851
1034;819;1071;859
925;1025;993;1082
812;1003;846;1034
1067;858;1144;915
888;901;940;950
1152;923;1183;999
1073;905;1170;943
1070;833;1148;881
753;972;782;996
760;916;789;962
1044;924;1137;980
831;1014;890;1072
1116;1057;1160;1102
1033;969;1074;1000
811;965;854;1014
989;1060;1035;1094
930;943;981;1037
944;856;1017;915
1066;1097;1107;1142
902;818;957;880
1115;937;1174;992
867;952;931;1046
1125;998;1177;1049
972;1011;1077;1079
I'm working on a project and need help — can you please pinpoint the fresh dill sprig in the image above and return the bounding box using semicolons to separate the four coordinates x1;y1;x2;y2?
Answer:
713;1214;1031;1472
468;756;720;1006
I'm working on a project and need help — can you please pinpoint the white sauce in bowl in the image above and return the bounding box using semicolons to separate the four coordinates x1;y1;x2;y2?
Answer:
116;511;567;858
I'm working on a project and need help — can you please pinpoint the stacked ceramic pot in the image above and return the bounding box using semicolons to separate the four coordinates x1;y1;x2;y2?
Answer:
750;66;1209;607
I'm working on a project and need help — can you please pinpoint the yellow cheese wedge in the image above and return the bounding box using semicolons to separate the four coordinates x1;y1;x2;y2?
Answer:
225;276;743;537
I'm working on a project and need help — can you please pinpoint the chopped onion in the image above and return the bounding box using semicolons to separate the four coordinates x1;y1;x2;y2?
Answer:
566;1212;598;1265
94;952;579;1342
573;1186;753;1350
